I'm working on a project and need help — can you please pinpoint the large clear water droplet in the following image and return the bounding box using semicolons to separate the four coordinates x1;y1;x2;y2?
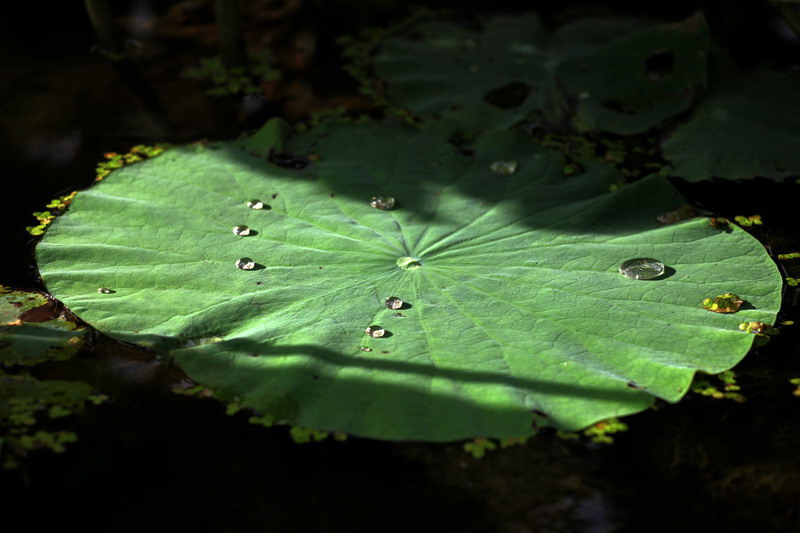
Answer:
370;196;395;210
490;160;518;175
385;296;404;310
247;199;264;209
619;258;665;280
232;225;251;236
365;325;385;338
236;257;256;270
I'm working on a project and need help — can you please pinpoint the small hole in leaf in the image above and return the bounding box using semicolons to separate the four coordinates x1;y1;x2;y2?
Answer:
483;82;531;109
645;51;675;81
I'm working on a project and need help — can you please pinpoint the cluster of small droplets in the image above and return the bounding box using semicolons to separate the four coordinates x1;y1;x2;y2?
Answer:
370;196;395;210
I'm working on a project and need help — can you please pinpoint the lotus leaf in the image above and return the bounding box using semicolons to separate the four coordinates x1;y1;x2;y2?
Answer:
35;120;781;440
371;13;708;134
661;67;800;181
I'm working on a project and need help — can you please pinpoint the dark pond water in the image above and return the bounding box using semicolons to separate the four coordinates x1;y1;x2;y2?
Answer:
2;1;800;531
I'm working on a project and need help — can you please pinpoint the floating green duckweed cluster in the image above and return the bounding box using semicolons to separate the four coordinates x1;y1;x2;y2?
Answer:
734;215;763;227
95;144;169;181
701;293;745;314
26;191;77;236
690;370;746;403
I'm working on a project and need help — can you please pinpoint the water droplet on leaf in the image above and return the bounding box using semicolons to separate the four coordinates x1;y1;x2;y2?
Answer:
619;258;665;280
385;296;403;310
490;160;518;175
396;257;422;270
232;225;251;236
370;196;395;210
701;293;744;313
97;287;113;294
247;199;264;209
360;346;373;352
236;258;256;270
365;325;385;338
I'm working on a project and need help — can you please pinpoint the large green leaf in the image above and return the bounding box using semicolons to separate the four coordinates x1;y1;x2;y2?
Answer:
35;121;780;441
661;67;800;181
371;13;708;134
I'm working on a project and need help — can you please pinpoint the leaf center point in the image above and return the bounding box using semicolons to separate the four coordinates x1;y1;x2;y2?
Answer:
396;257;422;270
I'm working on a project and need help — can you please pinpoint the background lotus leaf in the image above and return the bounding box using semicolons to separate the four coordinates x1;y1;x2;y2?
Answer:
661;67;800;181
371;13;708;134
35;121;781;441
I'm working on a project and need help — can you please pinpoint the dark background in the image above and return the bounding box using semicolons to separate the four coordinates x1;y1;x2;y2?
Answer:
2;1;800;531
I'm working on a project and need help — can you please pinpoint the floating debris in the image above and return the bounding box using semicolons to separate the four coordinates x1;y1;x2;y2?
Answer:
385;296;404;310
232;225;251;236
247;199;264;210
235;258;256;270
365;325;385;338
370;196;395;210
778;252;800;260
734;215;762;227
701;293;744;313
657;205;699;224
490;160;518;175
739;321;772;335
618;258;665;280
